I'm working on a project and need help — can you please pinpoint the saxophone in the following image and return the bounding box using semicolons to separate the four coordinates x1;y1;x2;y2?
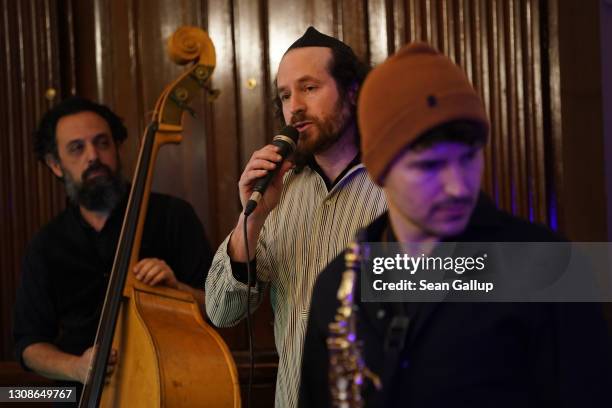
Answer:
327;240;381;407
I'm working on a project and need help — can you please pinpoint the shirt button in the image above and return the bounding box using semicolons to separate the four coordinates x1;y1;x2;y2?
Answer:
376;309;386;319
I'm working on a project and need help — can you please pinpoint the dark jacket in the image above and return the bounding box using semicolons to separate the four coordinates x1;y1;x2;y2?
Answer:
300;194;612;407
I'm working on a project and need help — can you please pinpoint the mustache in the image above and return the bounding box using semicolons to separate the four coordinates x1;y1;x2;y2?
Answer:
433;196;474;210
82;160;113;180
289;112;316;126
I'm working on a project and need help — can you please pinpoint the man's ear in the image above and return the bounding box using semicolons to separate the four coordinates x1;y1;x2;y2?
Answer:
44;155;63;178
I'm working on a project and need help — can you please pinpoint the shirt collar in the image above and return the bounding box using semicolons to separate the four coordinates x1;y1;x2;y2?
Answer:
307;153;362;191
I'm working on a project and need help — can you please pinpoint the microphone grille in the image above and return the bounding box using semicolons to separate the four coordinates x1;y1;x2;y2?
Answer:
280;125;299;143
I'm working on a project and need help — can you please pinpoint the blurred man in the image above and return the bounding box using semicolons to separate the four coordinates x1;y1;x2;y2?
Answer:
13;97;213;395
301;43;612;407
205;27;386;407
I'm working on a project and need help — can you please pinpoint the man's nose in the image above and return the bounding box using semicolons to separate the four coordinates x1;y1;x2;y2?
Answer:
289;93;305;115
443;165;470;197
84;142;99;163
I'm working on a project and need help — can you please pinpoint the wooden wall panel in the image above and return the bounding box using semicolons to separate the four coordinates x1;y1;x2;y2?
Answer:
106;0;145;181
527;0;548;224
207;0;241;251
367;0;391;65
0;0;65;361
392;0;407;51
234;0;268;165
341;0;369;61
377;0;556;227
602;0;612;241
551;0;607;240
66;0;563;248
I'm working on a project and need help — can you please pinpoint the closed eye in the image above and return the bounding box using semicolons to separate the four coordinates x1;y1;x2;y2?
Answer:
413;160;445;172
460;148;479;165
94;134;111;149
67;141;84;155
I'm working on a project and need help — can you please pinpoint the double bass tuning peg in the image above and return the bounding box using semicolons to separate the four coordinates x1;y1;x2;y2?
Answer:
169;88;197;118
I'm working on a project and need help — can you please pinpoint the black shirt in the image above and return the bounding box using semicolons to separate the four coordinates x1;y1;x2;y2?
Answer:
13;192;213;366
300;193;612;407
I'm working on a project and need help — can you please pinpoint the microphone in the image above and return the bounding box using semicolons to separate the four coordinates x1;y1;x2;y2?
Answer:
243;125;299;216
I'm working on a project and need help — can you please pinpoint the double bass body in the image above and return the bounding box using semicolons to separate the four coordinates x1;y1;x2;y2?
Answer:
102;282;240;407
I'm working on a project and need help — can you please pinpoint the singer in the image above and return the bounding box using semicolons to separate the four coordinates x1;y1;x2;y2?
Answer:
205;27;387;408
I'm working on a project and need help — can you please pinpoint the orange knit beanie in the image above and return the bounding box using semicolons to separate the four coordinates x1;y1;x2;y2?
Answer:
358;42;490;185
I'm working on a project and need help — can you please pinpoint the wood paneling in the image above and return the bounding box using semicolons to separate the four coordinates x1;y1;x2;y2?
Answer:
66;0;563;243
551;0;607;240
602;0;612;241
207;0;242;247
0;0;65;362
371;0;557;227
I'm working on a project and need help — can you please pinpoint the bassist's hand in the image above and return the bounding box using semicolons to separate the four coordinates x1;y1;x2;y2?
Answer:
133;258;178;288
75;347;117;384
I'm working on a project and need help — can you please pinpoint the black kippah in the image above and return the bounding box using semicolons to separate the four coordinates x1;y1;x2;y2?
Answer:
286;26;355;57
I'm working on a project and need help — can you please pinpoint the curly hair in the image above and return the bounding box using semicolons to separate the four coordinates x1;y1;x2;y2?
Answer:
33;97;127;162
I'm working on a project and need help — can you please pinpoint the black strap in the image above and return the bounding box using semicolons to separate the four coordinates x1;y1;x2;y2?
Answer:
381;303;412;395
384;315;411;352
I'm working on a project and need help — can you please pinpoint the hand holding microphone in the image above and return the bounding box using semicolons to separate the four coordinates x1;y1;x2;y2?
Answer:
240;126;299;217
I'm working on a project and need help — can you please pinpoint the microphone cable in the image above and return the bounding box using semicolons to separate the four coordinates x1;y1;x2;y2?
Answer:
240;126;297;407
243;214;254;408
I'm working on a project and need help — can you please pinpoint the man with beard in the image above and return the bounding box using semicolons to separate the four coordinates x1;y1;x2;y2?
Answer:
205;27;387;407
300;43;612;407
13;97;213;393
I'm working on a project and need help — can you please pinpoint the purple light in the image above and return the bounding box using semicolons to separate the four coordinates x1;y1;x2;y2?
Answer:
549;189;559;231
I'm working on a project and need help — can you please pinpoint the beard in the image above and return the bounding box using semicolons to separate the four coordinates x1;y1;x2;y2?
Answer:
63;159;127;213
290;97;354;168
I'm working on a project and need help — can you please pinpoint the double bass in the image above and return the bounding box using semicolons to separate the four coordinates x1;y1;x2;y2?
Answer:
79;27;240;407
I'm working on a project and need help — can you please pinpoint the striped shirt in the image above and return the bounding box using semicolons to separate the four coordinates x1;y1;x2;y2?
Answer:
205;163;387;408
